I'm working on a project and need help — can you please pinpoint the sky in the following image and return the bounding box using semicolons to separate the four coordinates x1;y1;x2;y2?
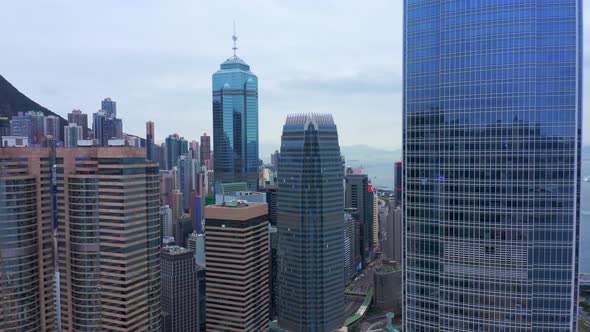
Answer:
1;0;589;151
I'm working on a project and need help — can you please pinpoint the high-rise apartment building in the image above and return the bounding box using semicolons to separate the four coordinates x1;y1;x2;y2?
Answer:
165;133;188;170
190;140;200;161
93;110;123;146
101;97;117;118
205;201;270;331
68;109;89;138
200;132;211;166
0;146;161;331
345;168;373;265
146;121;155;161
212;32;259;192
161;246;199;332
44;115;61;141
404;1;582;330
277;114;344;331
171;189;184;223
63;124;83;147
11;111;46;144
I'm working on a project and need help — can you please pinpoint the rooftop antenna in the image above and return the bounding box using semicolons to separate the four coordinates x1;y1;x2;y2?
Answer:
232;20;238;57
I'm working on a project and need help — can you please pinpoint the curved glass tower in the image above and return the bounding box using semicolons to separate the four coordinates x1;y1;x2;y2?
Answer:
277;114;344;332
212;36;259;192
403;1;582;331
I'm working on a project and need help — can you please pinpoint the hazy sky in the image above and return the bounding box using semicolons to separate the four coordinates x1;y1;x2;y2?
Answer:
1;1;588;150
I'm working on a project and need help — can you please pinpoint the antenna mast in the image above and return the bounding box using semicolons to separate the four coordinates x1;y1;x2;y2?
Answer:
232;20;238;57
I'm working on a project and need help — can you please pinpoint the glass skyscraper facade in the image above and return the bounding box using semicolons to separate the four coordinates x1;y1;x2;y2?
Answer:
212;50;259;192
277;114;344;332
403;1;582;331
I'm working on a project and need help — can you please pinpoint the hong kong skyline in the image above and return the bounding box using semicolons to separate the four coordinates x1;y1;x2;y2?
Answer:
4;1;590;150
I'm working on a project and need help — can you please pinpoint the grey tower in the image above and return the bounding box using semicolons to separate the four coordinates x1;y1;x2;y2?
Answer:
404;1;582;331
277;113;344;332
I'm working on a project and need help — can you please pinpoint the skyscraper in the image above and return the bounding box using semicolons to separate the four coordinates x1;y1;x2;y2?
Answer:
44;115;61;141
68;109;89;138
200;132;211;166
64;124;83;147
93;110;123;146
146;120;155;161
205;201;270;331
403;1;582;331
393;161;402;207
165;133;188;170
190;140;200;161
160;246;199;332
345;168;373;265
277;113;344;331
212;30;259;191
101;97;117;118
0;146;161;331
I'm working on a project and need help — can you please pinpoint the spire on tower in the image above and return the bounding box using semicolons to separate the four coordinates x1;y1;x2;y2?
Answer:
232;20;238;57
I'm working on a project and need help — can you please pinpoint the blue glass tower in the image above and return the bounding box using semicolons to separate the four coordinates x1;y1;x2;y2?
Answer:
404;1;582;331
212;30;259;191
277;113;344;332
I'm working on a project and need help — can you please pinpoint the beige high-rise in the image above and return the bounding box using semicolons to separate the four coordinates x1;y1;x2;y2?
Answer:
205;201;269;332
0;147;161;331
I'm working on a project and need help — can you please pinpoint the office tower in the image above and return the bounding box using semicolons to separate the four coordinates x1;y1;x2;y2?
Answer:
166;134;188;170
190;140;200;161
174;215;193;248
187;231;205;265
161;205;174;238
44;115;61;141
277;114;344;331
371;186;379;251
189;193;204;234
403;1;582;331
196;266;206;332
200;132;211;166
64;124;83;147
101;97;117;118
67;109;89;138
146;121;155;161
0;146;160;331
393;162;402;207
93;111;106;145
212;30;259;192
271;150;280;174
265;185;278;226
344;168;373;265
344;211;359;284
205;201;270;331
161;246;199;332
269;225;278;320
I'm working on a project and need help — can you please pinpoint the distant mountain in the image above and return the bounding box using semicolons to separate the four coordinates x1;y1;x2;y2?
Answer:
0;74;67;128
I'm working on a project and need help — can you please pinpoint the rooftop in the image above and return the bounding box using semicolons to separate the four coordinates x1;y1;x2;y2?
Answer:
205;201;268;221
161;245;191;255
